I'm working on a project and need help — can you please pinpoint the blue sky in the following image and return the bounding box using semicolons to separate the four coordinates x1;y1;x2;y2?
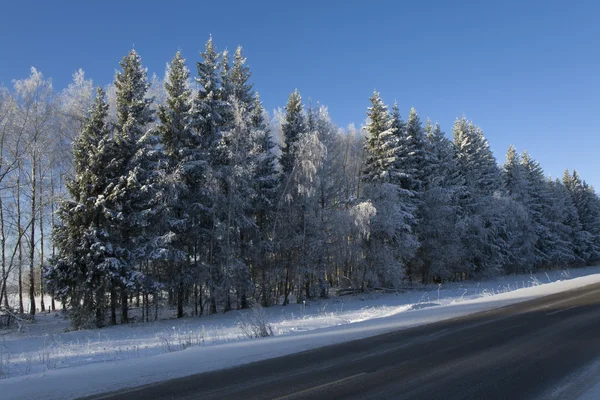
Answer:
1;0;599;189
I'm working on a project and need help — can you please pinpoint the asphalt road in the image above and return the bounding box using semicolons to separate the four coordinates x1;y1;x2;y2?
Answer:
90;282;600;400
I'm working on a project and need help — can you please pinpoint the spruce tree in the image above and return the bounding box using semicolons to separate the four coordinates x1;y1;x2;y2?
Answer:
193;36;229;314
105;49;157;323
397;107;429;192
563;170;600;262
362;92;397;184
248;94;280;306
360;92;417;288
49;88;117;329
156;51;196;318
279;89;306;175
452;117;505;277
417;122;463;282
501;147;538;272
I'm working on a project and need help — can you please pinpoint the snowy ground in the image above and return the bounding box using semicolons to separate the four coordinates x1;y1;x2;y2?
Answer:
2;266;600;399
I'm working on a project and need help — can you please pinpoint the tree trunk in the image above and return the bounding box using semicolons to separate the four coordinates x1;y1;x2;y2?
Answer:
177;265;184;318
17;167;24;314
145;292;149;322
39;164;45;312
120;287;128;323
110;288;117;325
0;196;8;309
193;282;198;317
283;266;290;306
50;173;56;311
29;158;36;316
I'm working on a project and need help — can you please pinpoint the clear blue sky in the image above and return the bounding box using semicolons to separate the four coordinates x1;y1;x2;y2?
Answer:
1;0;598;189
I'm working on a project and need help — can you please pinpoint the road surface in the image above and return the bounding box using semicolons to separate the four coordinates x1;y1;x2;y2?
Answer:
89;282;600;400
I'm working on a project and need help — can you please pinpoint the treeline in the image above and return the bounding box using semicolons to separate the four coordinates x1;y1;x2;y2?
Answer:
1;38;599;329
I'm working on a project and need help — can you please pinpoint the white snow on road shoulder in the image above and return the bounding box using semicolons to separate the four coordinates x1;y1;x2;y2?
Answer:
2;267;600;400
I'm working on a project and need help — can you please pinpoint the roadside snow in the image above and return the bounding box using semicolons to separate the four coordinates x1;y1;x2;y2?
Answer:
2;267;600;400
580;379;600;400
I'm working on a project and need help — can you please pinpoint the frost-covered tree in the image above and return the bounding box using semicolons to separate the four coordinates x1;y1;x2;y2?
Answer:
49;88;118;328
452;117;505;277
563;170;600;263
501;147;538;272
396;107;429;192
359;92;417;288
102;49;157;323
192;37;230;314
156;51;197;318
279;89;306;175
247;94;280;306
416;122;463;282
546;177;584;265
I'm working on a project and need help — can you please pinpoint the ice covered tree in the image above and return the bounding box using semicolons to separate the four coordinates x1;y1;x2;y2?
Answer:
396;107;429;192
501;147;538;272
563;170;600;263
395;107;434;281
102;49;157;323
417;122;463;282
279;89;305;175
49;88;118;328
156;51;197;318
546;178;584;265
192;36;230;314
247;95;280;306
359;92;417;288
452;117;505;277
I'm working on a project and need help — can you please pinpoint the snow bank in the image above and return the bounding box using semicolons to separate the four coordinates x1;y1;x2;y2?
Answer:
2;267;600;400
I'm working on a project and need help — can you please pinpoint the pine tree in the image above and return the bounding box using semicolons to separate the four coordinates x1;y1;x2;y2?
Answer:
453;117;501;196
452;117;505;277
229;46;254;106
397;107;429;191
563;170;600;262
104;49;157;323
426;122;457;188
248;94;280;306
546;177;583;265
360;92;417;288
417;122;463;282
194;36;227;151
279;89;306;175
156;51;197;318
362;92;397;184
501;147;539;272
49;88;118;329
193;37;230;314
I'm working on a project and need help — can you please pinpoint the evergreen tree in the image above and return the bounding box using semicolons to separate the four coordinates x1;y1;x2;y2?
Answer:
279;89;306;175
452;117;505;277
193;37;230;314
156;51;197;318
397;107;429;191
563;170;600;262
229;46;254;106
362;92;397;184
104;49;157;323
417;122;463;282
501;147;538;272
248;94;280;306
546;178;583;265
49;88;118;328
360;92;417;288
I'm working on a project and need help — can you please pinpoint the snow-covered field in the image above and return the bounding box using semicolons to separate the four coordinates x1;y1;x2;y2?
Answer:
2;266;600;400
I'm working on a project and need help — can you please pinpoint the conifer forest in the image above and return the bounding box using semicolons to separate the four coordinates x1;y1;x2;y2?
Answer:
1;38;599;329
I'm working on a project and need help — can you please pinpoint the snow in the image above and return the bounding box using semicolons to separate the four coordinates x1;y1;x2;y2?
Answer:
2;266;600;400
580;378;600;400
